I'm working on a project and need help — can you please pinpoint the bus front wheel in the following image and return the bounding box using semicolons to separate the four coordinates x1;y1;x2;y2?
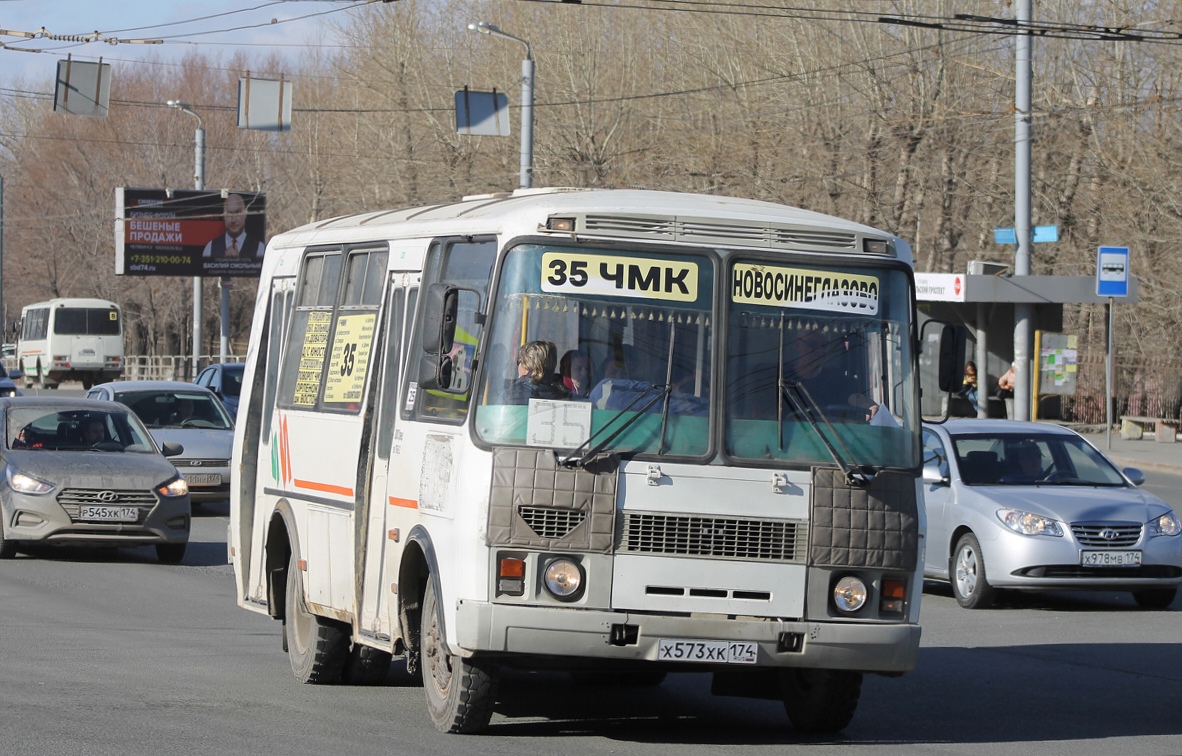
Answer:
421;578;498;733
780;668;862;733
284;554;348;684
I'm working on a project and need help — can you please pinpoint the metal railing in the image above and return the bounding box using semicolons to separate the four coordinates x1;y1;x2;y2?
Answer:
122;355;245;383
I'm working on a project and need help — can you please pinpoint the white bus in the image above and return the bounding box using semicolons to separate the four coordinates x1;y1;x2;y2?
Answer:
19;298;124;390
231;188;950;734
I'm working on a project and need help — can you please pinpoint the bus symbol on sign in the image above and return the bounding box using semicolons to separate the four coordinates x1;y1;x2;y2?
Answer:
1096;246;1129;297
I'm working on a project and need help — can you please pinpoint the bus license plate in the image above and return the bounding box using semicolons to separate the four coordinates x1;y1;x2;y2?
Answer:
1080;550;1141;567
80;506;138;522
656;639;758;665
184;473;221;486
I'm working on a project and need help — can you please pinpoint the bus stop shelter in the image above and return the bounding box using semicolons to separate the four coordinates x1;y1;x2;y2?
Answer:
915;265;1139;419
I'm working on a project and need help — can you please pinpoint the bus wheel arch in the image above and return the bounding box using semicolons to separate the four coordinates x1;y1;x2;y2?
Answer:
264;506;296;621
397;538;431;681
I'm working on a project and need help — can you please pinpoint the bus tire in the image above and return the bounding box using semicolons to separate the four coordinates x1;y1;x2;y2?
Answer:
421;578;498;733
343;644;393;685
285;554;348;684
36;363;48;390
780;668;862;733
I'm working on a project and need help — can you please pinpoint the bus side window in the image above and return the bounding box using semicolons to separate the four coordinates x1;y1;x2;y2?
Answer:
407;239;495;424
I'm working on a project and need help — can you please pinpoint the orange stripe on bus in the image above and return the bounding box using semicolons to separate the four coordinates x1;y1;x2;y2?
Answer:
294;479;354;497
389;496;418;509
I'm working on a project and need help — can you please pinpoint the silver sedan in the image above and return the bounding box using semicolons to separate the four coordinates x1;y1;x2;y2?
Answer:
921;419;1182;609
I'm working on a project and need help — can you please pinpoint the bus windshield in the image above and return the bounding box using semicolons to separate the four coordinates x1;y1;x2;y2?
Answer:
474;243;714;458
724;260;919;469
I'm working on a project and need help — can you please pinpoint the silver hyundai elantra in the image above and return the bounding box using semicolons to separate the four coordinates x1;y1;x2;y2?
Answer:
921;419;1182;609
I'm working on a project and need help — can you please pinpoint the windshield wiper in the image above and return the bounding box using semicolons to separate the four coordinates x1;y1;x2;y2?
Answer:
779;379;870;487
557;383;671;468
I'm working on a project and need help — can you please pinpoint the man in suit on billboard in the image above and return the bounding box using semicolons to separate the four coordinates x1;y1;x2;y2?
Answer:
202;193;265;258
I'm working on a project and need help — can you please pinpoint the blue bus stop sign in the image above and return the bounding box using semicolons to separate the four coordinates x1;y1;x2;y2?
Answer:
1096;246;1130;297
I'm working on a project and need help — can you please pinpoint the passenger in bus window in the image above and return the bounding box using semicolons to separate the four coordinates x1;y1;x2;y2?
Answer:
560;349;591;398
507;341;569;404
785;329;877;422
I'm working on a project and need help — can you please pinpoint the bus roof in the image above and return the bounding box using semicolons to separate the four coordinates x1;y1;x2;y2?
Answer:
21;298;120;312
267;187;909;262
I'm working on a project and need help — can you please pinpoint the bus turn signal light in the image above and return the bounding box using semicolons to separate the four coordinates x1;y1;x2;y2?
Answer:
880;578;906;615
498;555;526;596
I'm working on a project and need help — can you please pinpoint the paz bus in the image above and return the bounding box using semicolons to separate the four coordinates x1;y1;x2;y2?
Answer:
230;188;950;734
18;298;124;390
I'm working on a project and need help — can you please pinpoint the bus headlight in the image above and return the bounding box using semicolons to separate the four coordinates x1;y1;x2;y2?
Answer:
542;558;584;601
833;575;867;615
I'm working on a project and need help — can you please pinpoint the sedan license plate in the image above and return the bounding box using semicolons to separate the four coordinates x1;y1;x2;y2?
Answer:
656;639;758;665
184;473;222;486
1080;550;1142;567
79;506;138;522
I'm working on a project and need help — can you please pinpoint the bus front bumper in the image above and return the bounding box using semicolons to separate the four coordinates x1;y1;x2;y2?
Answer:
454;600;920;674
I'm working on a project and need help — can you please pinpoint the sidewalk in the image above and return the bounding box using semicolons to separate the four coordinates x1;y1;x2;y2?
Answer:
1080;430;1182;474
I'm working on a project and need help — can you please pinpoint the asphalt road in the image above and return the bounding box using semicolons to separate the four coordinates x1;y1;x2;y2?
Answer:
1;397;1180;755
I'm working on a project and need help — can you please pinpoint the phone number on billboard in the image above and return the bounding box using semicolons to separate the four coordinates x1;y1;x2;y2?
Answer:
129;254;192;265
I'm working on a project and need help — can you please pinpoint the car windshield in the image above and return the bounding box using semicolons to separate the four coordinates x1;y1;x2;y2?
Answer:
220;366;244;398
115;390;234;430
7;407;157;453
951;432;1128;486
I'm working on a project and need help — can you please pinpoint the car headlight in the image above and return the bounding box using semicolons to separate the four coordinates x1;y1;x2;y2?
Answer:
997;508;1063;537
156;476;189;498
542;558;584;601
833;575;868;615
5;466;55;495
1149;511;1181;537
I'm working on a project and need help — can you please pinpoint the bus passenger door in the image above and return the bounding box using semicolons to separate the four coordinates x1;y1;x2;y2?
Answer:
359;278;413;636
245;277;296;604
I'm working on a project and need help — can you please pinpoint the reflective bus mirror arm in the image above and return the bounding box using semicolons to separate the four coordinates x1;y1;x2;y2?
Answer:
421;283;459;355
416;352;454;393
919;319;965;424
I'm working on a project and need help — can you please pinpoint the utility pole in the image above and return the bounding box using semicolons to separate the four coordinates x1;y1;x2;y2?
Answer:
167;100;205;378
1012;0;1034;421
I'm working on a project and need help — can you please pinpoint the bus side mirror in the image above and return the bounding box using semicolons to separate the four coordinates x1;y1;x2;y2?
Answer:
935;323;965;392
421;283;458;356
417;352;454;393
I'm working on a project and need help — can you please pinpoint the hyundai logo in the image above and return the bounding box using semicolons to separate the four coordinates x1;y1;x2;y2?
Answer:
190;461;202;467
1100;529;1120;540
96;491;119;503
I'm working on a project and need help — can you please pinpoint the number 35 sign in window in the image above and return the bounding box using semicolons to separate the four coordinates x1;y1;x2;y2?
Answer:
324;313;376;404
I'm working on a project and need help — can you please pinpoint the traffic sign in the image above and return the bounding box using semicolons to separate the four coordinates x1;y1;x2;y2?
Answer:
993;225;1058;245
1096;246;1130;297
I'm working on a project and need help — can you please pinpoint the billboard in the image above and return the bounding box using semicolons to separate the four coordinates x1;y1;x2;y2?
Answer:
115;188;266;277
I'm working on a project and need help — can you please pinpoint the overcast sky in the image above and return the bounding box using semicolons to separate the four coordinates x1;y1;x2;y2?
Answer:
0;1;354;87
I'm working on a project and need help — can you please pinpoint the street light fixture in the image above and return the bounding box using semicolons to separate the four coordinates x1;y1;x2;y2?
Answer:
468;21;534;189
166;99;206;377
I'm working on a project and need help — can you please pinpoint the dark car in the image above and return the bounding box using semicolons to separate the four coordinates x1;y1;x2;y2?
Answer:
0;397;190;563
195;363;244;417
87;381;234;505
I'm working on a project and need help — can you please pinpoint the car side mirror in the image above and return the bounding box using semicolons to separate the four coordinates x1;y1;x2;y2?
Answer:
161;440;184;458
1123;467;1146;486
921;463;949;485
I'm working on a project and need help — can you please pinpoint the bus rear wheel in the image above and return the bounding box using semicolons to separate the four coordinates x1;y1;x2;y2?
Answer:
285;553;348;684
421;578;498;733
780;668;862;733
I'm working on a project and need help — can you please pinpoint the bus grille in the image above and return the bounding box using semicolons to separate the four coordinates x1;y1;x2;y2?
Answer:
619;512;807;562
1071;522;1142;547
579;214;860;252
519;506;587;540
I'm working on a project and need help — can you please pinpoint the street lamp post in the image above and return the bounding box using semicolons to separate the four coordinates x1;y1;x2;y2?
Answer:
166;100;205;378
468;21;534;189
